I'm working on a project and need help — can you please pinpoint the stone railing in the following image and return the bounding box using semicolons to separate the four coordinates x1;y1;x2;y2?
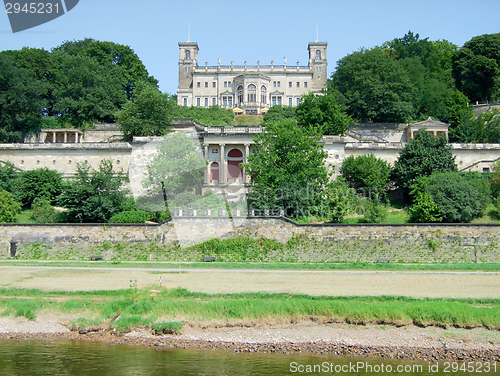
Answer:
170;208;283;217
203;126;264;134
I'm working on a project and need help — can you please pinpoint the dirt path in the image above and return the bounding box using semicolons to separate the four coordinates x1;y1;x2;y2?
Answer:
0;267;499;298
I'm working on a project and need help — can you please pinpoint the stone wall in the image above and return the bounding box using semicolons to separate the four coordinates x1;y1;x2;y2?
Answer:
3;218;500;263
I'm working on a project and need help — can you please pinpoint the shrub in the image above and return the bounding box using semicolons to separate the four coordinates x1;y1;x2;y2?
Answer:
426;172;485;223
0;190;21;223
409;192;443;223
362;200;388;223
31;197;60;223
0;161;19;193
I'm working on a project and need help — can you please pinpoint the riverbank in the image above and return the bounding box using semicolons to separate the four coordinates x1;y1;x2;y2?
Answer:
0;315;499;362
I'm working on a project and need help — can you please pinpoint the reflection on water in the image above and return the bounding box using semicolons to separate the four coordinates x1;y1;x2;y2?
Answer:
0;339;495;376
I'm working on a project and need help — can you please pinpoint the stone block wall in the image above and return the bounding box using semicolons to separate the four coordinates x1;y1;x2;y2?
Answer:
2;218;500;263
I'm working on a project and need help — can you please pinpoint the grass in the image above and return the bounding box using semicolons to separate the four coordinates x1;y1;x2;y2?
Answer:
0;287;499;331
2;260;500;271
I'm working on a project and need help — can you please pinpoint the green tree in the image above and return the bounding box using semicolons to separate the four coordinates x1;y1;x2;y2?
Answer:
116;83;173;140
329;47;418;122
170;103;234;126
0;162;20;193
52;53;128;126
31;197;59;223
391;130;457;191
141;132;206;203
340;154;391;200
16;168;63;207
452;33;500;102
244;119;330;218
296;92;351;135
262;105;296;124
0;190;21;223
58;160;127;223
490;160;500;198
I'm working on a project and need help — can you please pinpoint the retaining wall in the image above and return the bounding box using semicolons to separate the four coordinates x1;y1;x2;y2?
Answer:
2;218;500;263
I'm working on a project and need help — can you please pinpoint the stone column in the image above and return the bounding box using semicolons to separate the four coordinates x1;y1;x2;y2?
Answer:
52;132;56;143
63;132;68;143
75;131;78;143
204;144;210;184
244;144;250;184
220;143;226;184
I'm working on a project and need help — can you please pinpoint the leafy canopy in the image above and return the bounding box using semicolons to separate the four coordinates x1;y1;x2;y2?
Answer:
245;119;330;218
0;191;21;223
391;129;457;191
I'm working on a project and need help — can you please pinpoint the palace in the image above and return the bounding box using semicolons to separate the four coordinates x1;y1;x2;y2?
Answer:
177;41;328;114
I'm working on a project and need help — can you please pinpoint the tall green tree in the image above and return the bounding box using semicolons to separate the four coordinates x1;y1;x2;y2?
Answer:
453;33;500;102
391;130;457;191
329;47;418;122
244;119;329;218
116;83;173;140
16;168;63;207
296;92;351;135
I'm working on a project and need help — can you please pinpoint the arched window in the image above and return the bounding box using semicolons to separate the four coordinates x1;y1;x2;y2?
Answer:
260;86;267;104
247;84;256;103
227;149;243;179
315;50;321;60
210;162;219;183
237;85;243;104
185;50;191;61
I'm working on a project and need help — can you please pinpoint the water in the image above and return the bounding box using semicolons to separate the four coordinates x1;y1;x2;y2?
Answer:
0;339;496;375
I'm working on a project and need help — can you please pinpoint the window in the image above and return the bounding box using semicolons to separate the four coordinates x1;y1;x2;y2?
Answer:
261;86;267;104
315;50;321;60
212;97;216;106
272;96;282;106
289;82;292;88
183;97;188;106
213;82;216;88
186;50;191;61
223;97;227;106
296;82;300;88
315;66;322;72
304;82;308;88
277;97;282;105
184;67;190;72
196;98;201;106
228;97;232;106
205;98;209;107
237;86;243;103
224;81;227;87
205;82;208;88
228;82;231;88
296;97;300;106
277;81;281;87
197;82;200;88
247;84;256;103
273;81;277;87
288;98;292;106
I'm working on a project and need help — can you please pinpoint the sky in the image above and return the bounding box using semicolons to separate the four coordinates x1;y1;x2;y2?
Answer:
1;0;500;94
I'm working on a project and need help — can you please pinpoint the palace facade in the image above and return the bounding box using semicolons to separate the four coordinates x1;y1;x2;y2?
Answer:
177;41;328;114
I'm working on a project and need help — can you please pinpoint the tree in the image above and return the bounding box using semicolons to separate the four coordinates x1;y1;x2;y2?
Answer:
409;191;443;223
52;53;128;126
116;83;173;140
296;92;351;135
141;132;206;204
340;154;391;200
262;105;297;124
453;33;500;102
16;168;63;207
57;160;127;223
0;162;19;193
391;130;457;191
450;108;500;143
329;47;418;122
0;191;21;223
244;119;330;218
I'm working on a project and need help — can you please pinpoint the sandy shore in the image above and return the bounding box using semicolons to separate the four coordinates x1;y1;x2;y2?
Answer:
0;314;498;362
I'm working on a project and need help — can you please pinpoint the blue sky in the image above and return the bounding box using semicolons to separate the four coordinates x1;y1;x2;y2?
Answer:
1;0;499;94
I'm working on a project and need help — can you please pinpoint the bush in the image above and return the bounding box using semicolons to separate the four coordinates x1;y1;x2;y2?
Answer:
31;197;60;223
340;154;391;200
109;210;147;223
0;161;19;193
16;168;63;207
0;190;21;223
426;172;485;223
362;200;388;223
409;192;443;223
